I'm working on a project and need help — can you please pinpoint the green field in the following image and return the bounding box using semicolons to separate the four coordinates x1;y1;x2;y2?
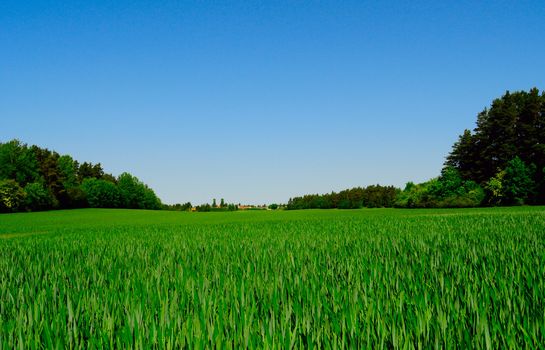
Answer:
1;207;545;348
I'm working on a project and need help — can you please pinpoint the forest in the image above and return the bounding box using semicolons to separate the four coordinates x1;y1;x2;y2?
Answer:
0;141;161;212
2;88;544;212
288;88;545;209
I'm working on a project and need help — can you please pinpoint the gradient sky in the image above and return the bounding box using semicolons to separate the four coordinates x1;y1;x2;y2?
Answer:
2;1;545;204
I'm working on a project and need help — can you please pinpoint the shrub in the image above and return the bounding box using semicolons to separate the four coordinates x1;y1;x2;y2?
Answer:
24;182;55;211
0;179;26;212
81;178;121;208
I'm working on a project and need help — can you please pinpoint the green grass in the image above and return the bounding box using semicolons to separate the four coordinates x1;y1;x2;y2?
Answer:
1;207;544;348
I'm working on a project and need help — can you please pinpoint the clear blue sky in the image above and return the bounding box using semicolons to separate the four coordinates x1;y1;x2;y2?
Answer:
2;1;545;205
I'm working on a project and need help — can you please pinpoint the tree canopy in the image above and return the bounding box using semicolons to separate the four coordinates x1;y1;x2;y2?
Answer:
3;89;543;212
446;88;545;204
287;185;399;210
288;88;544;210
0;140;162;212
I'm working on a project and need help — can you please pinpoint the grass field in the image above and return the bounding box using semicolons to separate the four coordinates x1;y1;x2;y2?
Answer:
1;207;545;348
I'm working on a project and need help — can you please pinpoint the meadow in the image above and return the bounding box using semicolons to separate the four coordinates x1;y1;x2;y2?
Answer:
1;207;544;348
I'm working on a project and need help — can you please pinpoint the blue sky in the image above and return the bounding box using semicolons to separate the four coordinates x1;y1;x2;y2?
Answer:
2;1;545;204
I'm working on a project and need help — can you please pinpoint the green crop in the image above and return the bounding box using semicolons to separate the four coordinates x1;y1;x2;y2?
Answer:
1;207;544;348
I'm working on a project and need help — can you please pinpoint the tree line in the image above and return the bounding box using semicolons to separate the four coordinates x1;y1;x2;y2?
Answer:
287;185;398;210
163;198;240;212
445;88;544;205
0;140;162;212
192;198;239;212
3;88;543;212
288;88;545;209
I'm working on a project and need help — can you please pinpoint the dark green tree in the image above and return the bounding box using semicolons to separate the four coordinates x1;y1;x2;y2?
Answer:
58;155;78;189
117;172;161;209
31;146;62;205
117;172;142;208
141;189;162;210
0;140;164;212
24;182;56;211
445;130;476;180
57;155;80;207
164;202;192;211
81;178;121;208
0;140;39;186
502;157;536;205
65;187;88;208
78;162;104;181
446;88;545;204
